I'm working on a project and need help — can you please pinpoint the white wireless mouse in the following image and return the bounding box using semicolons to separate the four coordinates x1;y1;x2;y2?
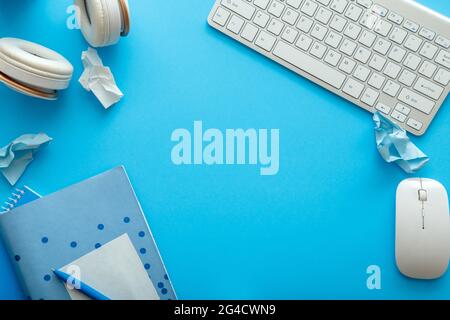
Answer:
396;178;450;280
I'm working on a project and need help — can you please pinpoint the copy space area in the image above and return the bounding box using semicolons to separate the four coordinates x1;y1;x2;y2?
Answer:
0;0;449;299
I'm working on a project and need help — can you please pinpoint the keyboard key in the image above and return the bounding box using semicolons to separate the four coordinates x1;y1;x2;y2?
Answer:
325;32;343;49
212;7;230;26
434;68;450;86
343;78;364;98
301;0;318;17
227;15;245;34
419;28;435;41
373;38;391;55
254;0;270;10
368;73;386;89
383;80;400;97
316;7;333;25
311;24;328;41
359;30;376;47
273;41;346;89
354;65;371;82
344;23;362;40
389;27;407;45
340;39;357;56
404;20;419;33
286;0;302;9
435;50;450;69
391;110;407;123
281;26;299;43
296;34;313;51
316;0;331;5
339;57;356;74
369;54;386;71
354;47;371;64
330;0;348;14
372;4;388;17
398;88;435;114
254;11;270;28
419;43;438;60
255;31;277;51
324;50;342;66
388;46;407;63
435;36;450;49
407;118;423;131
383;62;401;79
360;12;378;29
361;87;379;106
221;0;255;20
268;1;286;18
375;102;391;115
395;103;411;116
345;4;363;22
387;12;403;25
418;61;437;78
414;77;444;100
356;0;372;9
403;53;421;71
241;23;259;42
330;15;347;32
268;19;285;36
310;42;327;59
398;70;416;87
282;8;300;25
297;16;314;33
374;20;392;37
404;35;423;52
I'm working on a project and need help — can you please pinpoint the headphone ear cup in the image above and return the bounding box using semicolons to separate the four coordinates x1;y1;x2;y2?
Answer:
76;0;107;47
76;0;123;47
119;0;131;37
0;38;73;100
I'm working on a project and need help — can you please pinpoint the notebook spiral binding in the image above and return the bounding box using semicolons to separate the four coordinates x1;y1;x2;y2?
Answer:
1;188;25;214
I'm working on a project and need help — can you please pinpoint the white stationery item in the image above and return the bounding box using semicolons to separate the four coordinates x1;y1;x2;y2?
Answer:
60;234;160;300
79;47;124;109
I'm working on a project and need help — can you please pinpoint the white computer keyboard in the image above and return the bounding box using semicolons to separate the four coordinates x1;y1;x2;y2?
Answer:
208;0;450;135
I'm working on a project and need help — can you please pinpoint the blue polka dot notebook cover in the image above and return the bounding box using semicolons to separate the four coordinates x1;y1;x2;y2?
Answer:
0;166;176;300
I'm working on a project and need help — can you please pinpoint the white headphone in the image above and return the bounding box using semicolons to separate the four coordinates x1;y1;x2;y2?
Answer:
0;38;74;100
0;1;130;100
75;0;131;48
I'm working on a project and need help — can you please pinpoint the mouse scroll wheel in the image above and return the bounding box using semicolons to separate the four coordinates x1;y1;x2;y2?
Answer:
418;189;428;202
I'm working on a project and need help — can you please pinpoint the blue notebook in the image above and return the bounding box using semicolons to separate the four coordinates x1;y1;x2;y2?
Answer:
1;186;41;214
0;166;176;300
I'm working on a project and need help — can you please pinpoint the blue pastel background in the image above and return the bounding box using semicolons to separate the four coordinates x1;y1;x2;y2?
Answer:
0;0;449;299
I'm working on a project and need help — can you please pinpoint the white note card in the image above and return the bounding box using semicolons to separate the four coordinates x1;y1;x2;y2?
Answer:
61;233;160;300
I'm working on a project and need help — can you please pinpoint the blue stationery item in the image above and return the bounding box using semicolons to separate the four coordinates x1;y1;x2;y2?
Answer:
0;166;176;300
1;186;41;214
0;133;52;186
373;112;429;174
52;269;111;300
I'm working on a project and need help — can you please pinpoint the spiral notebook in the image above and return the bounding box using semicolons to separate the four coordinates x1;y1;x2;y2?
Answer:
0;166;176;300
1;186;41;214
